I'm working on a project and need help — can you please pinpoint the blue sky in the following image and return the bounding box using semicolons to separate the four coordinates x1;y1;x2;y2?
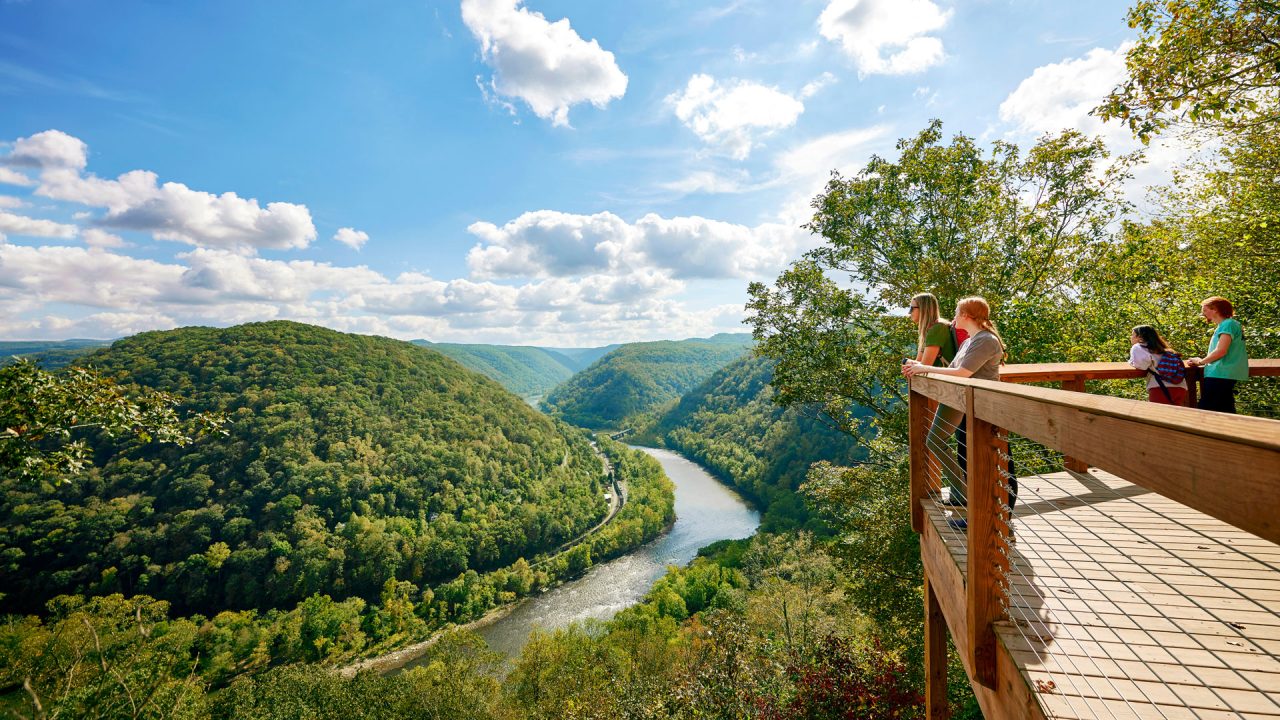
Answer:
0;0;1167;345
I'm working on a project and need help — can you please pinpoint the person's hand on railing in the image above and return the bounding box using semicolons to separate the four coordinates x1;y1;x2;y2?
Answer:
903;359;929;378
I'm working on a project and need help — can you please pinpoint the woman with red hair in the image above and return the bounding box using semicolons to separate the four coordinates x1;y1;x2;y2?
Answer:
1189;297;1249;413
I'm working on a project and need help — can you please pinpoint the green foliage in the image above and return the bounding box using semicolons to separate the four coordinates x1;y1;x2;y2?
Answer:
1095;0;1280;141
542;334;753;429
211;631;502;720
0;359;223;483
415;342;579;403
0;321;607;620
0;594;207;720
637;353;868;532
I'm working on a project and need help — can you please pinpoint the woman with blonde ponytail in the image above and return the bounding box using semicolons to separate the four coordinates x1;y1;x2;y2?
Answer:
903;297;1009;520
906;293;963;368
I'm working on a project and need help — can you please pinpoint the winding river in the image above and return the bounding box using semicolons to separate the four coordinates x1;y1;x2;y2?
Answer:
473;447;760;660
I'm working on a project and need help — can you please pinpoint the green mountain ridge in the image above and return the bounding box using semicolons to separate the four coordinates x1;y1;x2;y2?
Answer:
0;321;608;617
413;341;580;402
541;333;754;428
638;353;869;532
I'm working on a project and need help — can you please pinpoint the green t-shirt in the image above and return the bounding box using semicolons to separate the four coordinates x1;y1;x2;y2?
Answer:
923;321;958;367
1206;317;1249;381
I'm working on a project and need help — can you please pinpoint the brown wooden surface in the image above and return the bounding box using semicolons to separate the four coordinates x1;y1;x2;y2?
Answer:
911;389;930;533
1058;378;1090;472
974;389;1280;545
913;375;970;411
967;387;1003;688
922;502;1053;720
923;469;1280;719
999;358;1280;384
926;576;951;720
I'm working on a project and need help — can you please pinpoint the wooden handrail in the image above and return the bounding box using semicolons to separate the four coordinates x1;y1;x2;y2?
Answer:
999;358;1280;383
909;362;1280;719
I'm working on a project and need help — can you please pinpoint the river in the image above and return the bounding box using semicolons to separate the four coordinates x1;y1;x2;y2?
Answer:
470;446;760;660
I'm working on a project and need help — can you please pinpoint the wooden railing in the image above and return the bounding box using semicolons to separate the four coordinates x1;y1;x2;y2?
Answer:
908;363;1280;720
998;359;1280;471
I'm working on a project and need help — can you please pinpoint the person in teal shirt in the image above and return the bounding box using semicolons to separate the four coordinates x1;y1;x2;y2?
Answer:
1188;296;1249;413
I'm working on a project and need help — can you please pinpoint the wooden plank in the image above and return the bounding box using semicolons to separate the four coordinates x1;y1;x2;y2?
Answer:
913;375;968;411
975;390;1280;544
1059;378;1090;472
967;387;1005;689
954;376;1280;451
911;389;930;533
999;358;1280;384
925;575;951;720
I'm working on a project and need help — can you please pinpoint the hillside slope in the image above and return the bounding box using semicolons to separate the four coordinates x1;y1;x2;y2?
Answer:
0;321;607;616
639;353;868;532
415;341;578;402
542;334;753;428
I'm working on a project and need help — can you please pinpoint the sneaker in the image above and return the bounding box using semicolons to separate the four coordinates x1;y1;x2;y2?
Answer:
940;494;968;507
948;518;968;531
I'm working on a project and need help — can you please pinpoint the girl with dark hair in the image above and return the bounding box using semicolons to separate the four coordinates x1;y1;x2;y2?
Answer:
1189;297;1249;413
1128;325;1188;405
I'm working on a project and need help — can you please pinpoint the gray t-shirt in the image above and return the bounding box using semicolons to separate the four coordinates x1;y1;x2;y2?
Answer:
950;330;1003;381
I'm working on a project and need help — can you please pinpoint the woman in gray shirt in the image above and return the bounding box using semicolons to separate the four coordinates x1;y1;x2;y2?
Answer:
903;297;1007;511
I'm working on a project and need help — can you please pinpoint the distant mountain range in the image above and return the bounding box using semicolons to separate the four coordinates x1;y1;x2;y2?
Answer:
0;339;113;368
540;334;754;428
412;341;621;403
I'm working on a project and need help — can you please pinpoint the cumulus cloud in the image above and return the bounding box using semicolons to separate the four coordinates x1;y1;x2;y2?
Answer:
0;196;26;209
1;129;317;253
667;74;806;159
461;0;628;127
0;210;78;241
1;129;88;169
998;44;1199;207
819;0;952;76
81;228;127;248
466;209;800;281
333;227;369;250
0;168;35;186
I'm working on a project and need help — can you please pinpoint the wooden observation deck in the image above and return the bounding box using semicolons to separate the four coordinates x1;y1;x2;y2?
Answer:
910;361;1280;719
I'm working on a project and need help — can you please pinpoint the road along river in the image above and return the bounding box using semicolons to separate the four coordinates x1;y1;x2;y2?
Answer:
427;447;760;662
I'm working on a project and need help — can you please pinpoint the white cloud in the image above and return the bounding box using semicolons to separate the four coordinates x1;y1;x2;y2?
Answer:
1;129;316;253
998;45;1129;137
0;210;78;241
333;227;370;250
0;168;35;186
819;0;952;76
0;195;27;209
81;228;127;248
667;74;806;160
466;208;802;281
800;72;837;99
460;0;628;127
998;44;1199;208
2;129;88;170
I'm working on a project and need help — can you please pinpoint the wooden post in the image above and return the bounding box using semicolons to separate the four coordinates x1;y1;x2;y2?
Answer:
1187;366;1201;407
1060;376;1089;472
910;387;930;533
966;386;1001;688
924;575;950;720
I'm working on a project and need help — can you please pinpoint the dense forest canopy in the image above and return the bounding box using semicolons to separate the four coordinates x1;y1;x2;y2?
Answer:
0;321;609;617
542;334;753;428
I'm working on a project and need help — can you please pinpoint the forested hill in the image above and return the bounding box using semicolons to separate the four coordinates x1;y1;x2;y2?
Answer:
541;333;753;428
637;353;868;532
0;321;609;617
413;341;579;403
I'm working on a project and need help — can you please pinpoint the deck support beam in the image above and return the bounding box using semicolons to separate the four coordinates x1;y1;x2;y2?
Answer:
966;386;1003;687
925;575;950;720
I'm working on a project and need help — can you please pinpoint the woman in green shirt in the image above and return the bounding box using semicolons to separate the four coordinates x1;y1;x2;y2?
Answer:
907;293;961;367
1188;296;1249;413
